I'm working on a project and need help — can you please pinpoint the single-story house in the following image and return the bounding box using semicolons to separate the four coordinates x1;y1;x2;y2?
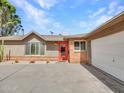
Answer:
0;11;124;81
0;31;88;63
0;30;88;63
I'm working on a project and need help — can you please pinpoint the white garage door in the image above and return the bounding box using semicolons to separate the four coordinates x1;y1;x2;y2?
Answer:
91;31;124;81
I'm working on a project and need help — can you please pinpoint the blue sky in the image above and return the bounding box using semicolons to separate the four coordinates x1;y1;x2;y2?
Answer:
8;0;124;35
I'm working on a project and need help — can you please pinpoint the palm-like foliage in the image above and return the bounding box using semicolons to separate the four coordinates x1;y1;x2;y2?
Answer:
0;0;24;36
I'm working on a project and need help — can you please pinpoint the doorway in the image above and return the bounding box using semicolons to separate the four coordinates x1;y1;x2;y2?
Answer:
58;42;68;61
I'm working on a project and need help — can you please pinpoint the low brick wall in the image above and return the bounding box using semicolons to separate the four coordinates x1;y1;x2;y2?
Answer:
4;56;58;61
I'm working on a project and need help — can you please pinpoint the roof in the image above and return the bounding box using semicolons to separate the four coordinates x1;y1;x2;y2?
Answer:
0;31;87;41
0;32;64;41
41;35;64;41
64;33;87;39
0;36;23;40
85;11;124;38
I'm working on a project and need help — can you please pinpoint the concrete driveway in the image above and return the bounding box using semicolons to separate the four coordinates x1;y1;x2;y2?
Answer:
0;64;113;93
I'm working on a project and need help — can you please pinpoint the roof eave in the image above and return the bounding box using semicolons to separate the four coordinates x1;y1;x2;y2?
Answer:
85;11;124;39
22;31;46;41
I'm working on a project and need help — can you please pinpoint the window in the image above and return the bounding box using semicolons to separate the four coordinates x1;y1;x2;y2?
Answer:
25;42;45;55
46;45;58;51
74;41;86;51
31;43;36;54
74;42;80;50
40;43;45;55
81;42;86;50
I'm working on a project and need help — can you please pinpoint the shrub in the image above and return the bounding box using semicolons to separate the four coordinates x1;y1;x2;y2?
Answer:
30;60;35;63
15;60;19;63
47;61;50;64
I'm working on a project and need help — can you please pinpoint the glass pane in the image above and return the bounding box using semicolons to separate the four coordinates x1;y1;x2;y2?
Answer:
40;43;45;55
47;44;57;51
81;41;86;50
26;42;43;55
31;43;35;55
74;42;80;50
35;43;39;55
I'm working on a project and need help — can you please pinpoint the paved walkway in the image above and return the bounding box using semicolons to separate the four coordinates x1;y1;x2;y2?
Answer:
0;64;113;93
82;64;124;93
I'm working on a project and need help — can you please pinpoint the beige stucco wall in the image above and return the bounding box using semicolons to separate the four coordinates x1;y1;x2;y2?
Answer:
28;38;41;42
69;39;88;64
3;35;59;58
4;41;25;56
23;34;45;43
3;35;43;57
91;31;124;81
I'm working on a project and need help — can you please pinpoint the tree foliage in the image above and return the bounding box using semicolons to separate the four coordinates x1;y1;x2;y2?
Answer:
0;0;24;36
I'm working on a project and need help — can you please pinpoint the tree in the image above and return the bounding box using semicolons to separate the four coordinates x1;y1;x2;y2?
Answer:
0;0;24;36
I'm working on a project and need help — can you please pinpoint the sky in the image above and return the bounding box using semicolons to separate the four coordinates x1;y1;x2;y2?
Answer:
8;0;124;35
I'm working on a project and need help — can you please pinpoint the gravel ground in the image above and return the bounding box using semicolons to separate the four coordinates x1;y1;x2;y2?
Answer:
82;64;124;93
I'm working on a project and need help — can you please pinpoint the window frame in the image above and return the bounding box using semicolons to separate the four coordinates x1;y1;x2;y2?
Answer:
25;42;46;56
74;40;87;52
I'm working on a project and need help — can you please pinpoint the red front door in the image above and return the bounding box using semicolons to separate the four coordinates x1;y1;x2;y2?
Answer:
58;42;68;61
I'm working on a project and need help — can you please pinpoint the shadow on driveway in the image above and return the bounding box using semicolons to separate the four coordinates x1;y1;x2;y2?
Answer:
81;64;124;93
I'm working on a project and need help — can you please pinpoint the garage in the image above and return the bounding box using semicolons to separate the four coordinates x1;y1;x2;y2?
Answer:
91;31;124;81
86;12;124;82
